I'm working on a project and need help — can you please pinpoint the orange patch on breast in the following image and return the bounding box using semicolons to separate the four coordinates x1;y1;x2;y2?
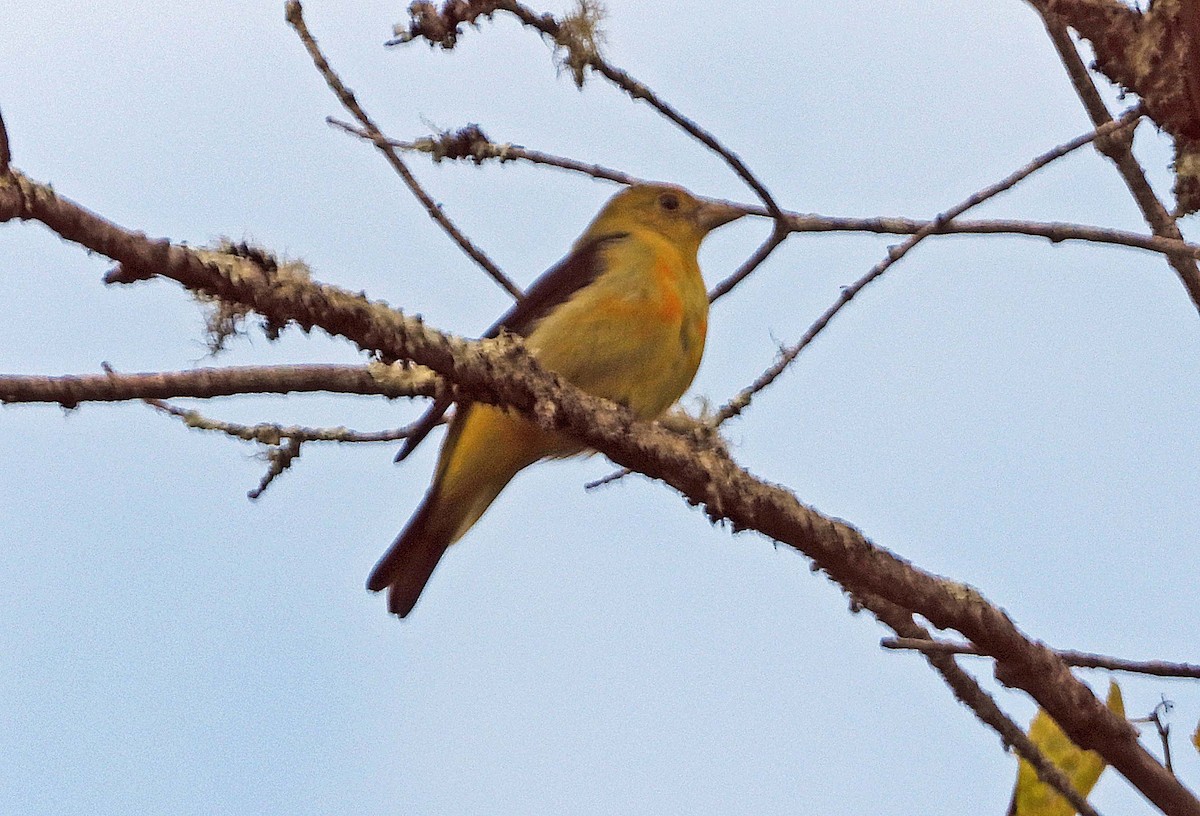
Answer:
653;259;684;324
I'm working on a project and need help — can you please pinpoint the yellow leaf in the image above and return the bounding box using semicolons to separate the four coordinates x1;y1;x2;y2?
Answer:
1008;681;1124;816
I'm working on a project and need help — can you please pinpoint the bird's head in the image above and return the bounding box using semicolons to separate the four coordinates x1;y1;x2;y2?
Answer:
582;184;744;253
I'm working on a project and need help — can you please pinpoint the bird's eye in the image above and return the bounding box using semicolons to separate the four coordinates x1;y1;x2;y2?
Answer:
658;193;681;211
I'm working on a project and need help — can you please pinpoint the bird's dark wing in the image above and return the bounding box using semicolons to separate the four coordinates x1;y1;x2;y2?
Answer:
394;231;628;462
484;231;628;337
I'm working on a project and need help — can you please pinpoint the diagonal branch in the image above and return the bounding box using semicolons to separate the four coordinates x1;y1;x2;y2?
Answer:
330;119;649;187
1031;1;1200;313
285;1;523;301
707;223;790;303
713;107;1145;426
391;0;785;222
2;169;1193;815
867;596;1102;816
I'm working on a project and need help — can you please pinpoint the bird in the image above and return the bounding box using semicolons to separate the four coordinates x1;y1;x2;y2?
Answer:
367;183;743;617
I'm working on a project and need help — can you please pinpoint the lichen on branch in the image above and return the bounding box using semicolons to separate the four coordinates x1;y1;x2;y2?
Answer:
1045;0;1200;213
392;0;606;87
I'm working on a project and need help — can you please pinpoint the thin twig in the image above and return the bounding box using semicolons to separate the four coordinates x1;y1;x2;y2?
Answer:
330;119;647;187
583;467;629;490
141;396;443;499
248;436;302;499
708;223;790;302
1132;700;1175;775
1032;2;1200;313
506;0;785;220
354;121;1200;264
284;1;523;301
392;0;785;222
781;213;1200;259
713;107;1144;426
868;597;1102;816
882;637;1200;679
143;398;433;445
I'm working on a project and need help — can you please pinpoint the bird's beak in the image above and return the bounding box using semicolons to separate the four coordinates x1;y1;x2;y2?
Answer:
695;200;745;233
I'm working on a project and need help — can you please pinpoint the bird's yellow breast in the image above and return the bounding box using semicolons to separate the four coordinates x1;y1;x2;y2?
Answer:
526;228;708;420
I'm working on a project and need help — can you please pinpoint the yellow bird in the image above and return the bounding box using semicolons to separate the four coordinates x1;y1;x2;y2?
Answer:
368;184;742;616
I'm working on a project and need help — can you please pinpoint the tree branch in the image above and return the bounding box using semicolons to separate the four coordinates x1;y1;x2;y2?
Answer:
142;397;431;445
138;396;436;499
0;363;438;407
352;119;1200;266
2;168;1192;814
713;107;1145;426
330;119;649;187
867;597;1102;816
390;0;785;222
1030;0;1200;313
883;637;1200;679
285;0;523;301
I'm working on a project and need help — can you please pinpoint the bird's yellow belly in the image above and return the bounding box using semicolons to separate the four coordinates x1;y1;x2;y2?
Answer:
528;282;706;419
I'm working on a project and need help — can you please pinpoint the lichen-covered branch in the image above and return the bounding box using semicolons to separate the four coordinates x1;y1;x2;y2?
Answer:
1;167;1193;815
139;397;436;499
390;0;785;221
329;118;648;187
1039;0;1200;214
0;363;439;408
1029;0;1200;317
142;397;432;446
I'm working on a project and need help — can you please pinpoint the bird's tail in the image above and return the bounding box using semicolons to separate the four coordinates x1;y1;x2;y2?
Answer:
368;473;518;616
370;403;561;617
367;492;453;617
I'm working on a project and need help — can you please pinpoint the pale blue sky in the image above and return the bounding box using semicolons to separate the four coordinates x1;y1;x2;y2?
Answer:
3;2;1198;814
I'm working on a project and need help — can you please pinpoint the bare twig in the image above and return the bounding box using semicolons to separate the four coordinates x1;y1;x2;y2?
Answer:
708;223;790;302
781;213;1200;259
392;0;785;222
868;597;1102;816
713;107;1144;426
0;363;439;407
506;0;785;220
142;397;431;445
882;637;1200;680
357;121;1200;264
583;467;629;490
1132;699;1175;776
285;1;522;301
1031;2;1200;313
